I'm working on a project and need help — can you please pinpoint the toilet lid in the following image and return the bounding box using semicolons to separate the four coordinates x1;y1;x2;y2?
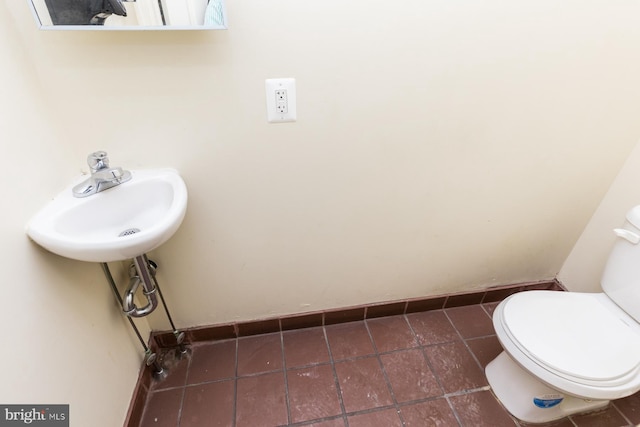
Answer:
502;292;640;384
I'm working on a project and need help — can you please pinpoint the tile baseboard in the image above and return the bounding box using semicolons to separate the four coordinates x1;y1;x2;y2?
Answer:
152;279;563;347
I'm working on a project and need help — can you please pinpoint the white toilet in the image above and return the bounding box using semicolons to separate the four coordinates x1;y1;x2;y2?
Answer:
486;206;640;424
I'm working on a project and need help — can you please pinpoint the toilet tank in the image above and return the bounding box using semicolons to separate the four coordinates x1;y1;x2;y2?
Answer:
602;206;640;321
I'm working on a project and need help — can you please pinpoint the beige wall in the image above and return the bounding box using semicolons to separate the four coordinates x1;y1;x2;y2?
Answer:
5;5;640;424
0;2;145;426
8;1;640;332
559;140;640;293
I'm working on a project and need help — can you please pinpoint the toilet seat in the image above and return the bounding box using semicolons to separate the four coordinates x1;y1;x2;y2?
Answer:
497;291;640;392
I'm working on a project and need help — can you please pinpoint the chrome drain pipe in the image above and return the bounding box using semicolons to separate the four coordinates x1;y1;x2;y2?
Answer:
123;255;159;318
123;255;186;352
100;263;165;378
143;255;187;354
101;254;188;381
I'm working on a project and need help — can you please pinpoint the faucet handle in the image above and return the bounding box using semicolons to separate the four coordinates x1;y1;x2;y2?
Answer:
88;151;109;173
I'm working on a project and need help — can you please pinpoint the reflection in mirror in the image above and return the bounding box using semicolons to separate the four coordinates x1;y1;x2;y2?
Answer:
29;0;226;29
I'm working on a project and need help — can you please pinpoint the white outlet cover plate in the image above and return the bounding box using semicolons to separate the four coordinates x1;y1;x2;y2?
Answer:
265;78;296;123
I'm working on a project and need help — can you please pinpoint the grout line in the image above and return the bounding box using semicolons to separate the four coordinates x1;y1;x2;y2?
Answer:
486;386;522;427
565;415;579;427
609;402;633;427
480;301;499;318
442;309;487;374
285;415;347;427
174;386;187;427
148;383;186;392
340;404;402;418
174;349;194;426
234;368;285;379
464;332;498;342
442;385;491;397
404;313;448;396
444;395;465;427
180;376;237;388
280;330;292;425
232;337;238;427
322;325;349;426
363;319;405;425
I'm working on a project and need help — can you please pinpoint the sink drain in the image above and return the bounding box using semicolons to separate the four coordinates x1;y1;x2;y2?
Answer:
119;228;141;237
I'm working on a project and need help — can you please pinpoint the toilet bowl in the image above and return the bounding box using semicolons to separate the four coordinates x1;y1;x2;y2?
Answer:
486;206;640;424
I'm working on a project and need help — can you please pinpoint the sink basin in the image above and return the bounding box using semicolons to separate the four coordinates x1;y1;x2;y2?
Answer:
26;168;188;262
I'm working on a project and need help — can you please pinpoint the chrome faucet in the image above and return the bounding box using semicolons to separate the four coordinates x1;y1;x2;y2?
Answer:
72;151;132;198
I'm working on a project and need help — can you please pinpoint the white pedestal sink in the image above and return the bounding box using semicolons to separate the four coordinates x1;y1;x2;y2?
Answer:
26;168;188;262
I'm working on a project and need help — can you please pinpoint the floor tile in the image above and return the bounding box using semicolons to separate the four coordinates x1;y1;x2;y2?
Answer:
132;296;639;427
570;404;629;427
400;399;459;426
325;322;375;360
449;390;516;427
446;305;495;338
466;335;503;369
287;364;342;423
334;356;394;413
186;340;236;385
150;352;189;391
180;380;235;427
305;418;347;427
482;301;500;317
380;349;441;403
139;388;183;427
236;372;288;427
536;418;577;427
614;391;640;424
367;315;418;353
237;332;283;376
424;341;487;393
283;326;330;368
347;408;403;427
406;310;459;346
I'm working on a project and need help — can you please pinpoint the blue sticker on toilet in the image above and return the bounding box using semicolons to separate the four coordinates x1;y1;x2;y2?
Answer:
533;394;564;408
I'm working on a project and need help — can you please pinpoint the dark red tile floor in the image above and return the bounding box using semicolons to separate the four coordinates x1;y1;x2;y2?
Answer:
137;302;640;426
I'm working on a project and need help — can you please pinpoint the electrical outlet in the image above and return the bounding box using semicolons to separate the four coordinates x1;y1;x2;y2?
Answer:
275;89;288;114
266;78;296;123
